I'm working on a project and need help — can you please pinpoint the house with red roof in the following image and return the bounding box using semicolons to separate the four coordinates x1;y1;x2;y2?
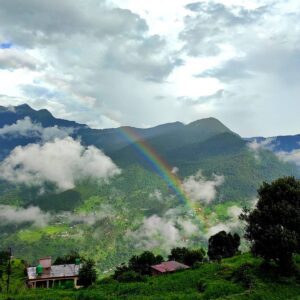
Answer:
150;261;190;275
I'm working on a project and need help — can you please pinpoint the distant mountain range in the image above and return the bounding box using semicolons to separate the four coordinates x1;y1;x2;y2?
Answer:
1;104;299;156
246;135;300;153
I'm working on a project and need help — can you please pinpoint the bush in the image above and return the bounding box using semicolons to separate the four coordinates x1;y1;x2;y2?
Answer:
202;281;243;299
196;280;207;293
115;270;145;283
99;277;117;284
232;264;255;290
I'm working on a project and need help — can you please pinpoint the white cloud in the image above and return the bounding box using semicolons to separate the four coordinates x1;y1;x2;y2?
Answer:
171;166;179;174
62;204;117;225
126;209;198;252
248;138;275;152
183;171;224;204
0;205;50;227
0;0;299;136
149;189;163;202
206;205;243;237
0;48;42;70
0;137;120;191
0;117;73;141
247;138;276;160
248;138;300;167
277;149;300;167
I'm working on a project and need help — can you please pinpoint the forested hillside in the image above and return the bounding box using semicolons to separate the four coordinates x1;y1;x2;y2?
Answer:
0;104;299;271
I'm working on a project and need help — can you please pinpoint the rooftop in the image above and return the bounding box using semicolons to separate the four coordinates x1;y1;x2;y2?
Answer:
151;261;190;273
27;264;80;280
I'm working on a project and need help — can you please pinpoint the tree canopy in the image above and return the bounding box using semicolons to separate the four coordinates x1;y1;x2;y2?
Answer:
242;177;300;274
208;231;240;261
168;247;205;266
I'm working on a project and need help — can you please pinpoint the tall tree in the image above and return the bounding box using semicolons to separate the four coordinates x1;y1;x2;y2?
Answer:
241;177;300;274
208;231;240;261
78;259;97;287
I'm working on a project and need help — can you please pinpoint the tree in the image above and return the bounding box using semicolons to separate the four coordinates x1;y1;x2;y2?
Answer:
184;249;206;266
168;247;205;266
208;231;240;261
0;249;11;293
241;177;300;274
54;251;82;265
113;263;130;280
168;247;189;263
78;259;97;287
128;251;163;275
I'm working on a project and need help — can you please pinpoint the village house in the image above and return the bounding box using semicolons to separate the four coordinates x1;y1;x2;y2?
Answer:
26;256;81;289
151;261;190;275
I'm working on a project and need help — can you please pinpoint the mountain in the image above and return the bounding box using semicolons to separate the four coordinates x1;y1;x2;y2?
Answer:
0;104;84;128
0;104;299;271
78;121;184;153
246;134;300;152
110;117;235;167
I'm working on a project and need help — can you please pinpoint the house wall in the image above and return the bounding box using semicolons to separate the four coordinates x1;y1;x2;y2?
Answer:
28;276;79;289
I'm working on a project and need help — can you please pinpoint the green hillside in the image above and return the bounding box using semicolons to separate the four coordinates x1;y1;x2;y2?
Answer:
0;105;299;274
2;254;300;299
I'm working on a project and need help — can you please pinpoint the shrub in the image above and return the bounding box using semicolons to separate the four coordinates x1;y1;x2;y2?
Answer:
99;277;116;284
196;280;207;293
115;270;145;283
202;281;243;299
232;264;255;290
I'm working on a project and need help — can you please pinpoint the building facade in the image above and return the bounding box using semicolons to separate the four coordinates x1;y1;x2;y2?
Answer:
27;257;81;288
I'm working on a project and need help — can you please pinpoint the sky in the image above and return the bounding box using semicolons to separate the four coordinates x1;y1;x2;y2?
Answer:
0;0;299;137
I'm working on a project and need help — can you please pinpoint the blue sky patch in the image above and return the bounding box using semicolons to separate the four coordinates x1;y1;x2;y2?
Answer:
0;42;13;49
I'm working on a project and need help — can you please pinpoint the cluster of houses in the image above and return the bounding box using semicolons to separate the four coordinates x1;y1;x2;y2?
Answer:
26;257;190;289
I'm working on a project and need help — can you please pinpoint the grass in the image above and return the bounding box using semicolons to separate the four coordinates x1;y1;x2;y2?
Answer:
17;225;69;243
17;230;43;243
1;254;300;299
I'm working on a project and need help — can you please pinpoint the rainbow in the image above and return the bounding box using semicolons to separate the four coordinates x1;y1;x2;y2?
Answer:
118;126;208;227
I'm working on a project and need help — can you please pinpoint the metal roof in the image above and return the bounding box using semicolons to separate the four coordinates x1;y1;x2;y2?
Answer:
27;264;80;280
151;261;190;273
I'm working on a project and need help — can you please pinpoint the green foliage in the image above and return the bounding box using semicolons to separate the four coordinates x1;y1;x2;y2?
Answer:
208;231;240;261
3;253;300;299
54;251;82;265
0;115;299;278
114;270;145;283
0;258;26;294
168;247;206;266
231;263;256;289
29;190;82;212
202;281;243;299
128;251;163;276
78;259;97;288
242;177;300;274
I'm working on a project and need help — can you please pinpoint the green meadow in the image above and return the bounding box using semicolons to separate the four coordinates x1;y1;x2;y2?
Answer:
2;254;300;300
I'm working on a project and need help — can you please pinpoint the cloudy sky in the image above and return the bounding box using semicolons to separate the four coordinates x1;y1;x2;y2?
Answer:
0;0;299;136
